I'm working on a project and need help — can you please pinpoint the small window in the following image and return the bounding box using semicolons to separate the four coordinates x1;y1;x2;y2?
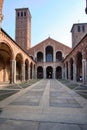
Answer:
21;12;23;17
82;25;85;32
24;12;26;16
78;26;80;32
18;12;20;17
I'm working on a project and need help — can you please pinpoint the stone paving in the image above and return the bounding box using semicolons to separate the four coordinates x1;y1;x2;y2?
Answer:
0;79;87;130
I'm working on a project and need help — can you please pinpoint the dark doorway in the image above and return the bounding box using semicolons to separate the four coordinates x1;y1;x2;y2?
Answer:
37;66;43;79
46;66;53;78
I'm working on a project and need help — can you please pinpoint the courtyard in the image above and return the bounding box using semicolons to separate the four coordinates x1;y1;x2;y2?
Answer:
0;79;87;130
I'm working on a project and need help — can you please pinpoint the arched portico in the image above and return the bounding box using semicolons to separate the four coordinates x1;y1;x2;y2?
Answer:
0;42;13;83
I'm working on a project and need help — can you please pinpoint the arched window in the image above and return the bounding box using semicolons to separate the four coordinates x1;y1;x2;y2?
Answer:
46;46;53;62
56;51;62;61
37;52;43;62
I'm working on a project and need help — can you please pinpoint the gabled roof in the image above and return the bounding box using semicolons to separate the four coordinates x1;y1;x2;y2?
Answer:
29;37;71;51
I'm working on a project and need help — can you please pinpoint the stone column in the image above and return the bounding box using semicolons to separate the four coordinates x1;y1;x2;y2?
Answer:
32;65;34;79
22;63;25;81
82;59;86;84
10;60;16;83
73;62;77;82
62;66;65;79
28;66;30;80
43;66;46;79
35;66;37;79
44;46;45;62
53;67;55;79
65;64;67;80
53;46;56;62
68;62;70;80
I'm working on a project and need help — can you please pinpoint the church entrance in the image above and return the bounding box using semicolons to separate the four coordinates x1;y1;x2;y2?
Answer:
46;66;53;79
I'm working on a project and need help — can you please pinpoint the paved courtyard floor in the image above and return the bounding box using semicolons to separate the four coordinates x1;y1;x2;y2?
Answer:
0;79;87;130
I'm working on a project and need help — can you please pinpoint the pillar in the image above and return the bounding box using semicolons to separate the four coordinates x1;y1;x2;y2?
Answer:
53;67;55;79
53;46;56;62
10;60;16;83
34;66;37;79
62;66;65;79
68;62;70;80
22;63;25;81
65;64;67;80
27;66;30;80
43;66;46;79
43;46;45;62
82;59;86;84
73;62;77;82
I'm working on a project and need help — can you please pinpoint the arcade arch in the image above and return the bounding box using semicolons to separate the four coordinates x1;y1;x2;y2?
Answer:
0;42;13;83
37;66;43;79
46;66;53;78
56;66;62;79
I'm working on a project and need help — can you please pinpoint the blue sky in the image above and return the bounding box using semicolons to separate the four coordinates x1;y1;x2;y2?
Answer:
2;0;87;47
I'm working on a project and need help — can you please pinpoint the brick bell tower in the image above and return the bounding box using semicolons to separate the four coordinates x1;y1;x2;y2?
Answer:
0;0;4;28
15;8;31;51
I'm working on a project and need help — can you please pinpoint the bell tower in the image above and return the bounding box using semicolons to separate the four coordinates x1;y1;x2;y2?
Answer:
0;0;4;28
15;8;31;51
85;0;87;14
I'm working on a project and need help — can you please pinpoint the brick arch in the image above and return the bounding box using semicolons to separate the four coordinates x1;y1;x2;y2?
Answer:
15;53;23;63
0;42;14;83
37;66;43;79
46;66;53;79
25;59;29;80
0;41;14;59
15;53;24;81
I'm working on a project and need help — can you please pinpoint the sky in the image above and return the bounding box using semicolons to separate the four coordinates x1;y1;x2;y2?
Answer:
2;0;87;47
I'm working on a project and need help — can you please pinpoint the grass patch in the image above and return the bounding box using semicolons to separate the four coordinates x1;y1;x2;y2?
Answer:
58;79;79;89
0;90;19;101
0;79;40;101
77;92;87;99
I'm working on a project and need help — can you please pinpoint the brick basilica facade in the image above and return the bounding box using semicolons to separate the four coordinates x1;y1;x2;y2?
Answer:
0;1;87;85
